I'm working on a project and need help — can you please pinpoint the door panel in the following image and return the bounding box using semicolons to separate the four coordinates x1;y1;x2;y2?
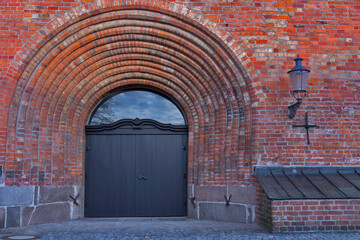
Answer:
85;135;136;217
85;119;188;217
135;134;185;216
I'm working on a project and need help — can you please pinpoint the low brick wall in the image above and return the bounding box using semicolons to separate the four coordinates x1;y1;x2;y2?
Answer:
272;199;360;232
257;186;360;232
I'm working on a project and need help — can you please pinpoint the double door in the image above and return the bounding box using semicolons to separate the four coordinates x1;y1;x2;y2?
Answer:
85;120;188;217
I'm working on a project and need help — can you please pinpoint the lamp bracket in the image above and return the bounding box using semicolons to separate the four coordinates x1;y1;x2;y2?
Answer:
288;90;308;119
288;99;302;119
291;90;308;101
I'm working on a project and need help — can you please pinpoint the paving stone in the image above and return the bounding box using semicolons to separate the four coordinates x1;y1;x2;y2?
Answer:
0;219;359;240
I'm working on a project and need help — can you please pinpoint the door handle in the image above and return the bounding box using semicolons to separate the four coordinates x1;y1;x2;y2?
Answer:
138;175;148;180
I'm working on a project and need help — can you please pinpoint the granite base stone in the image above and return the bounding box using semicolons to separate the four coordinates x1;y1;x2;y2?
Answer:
0;208;5;229
21;207;34;226
0;185;81;229
199;203;252;223
194;185;227;202
0;184;256;228
0;187;34;206
26;203;71;225
187;185;256;223
193;185;256;204
39;186;74;203
6;207;20;228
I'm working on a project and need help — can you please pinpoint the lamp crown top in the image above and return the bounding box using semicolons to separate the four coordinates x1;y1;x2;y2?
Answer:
288;54;310;73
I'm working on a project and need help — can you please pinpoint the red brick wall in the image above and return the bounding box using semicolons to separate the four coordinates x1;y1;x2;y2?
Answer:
271;199;360;232
0;0;359;187
0;0;257;186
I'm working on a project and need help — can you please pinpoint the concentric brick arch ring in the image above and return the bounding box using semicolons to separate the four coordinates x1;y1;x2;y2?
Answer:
3;1;258;187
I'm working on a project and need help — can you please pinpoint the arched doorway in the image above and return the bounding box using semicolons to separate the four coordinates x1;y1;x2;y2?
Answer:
85;90;188;217
0;0;259;226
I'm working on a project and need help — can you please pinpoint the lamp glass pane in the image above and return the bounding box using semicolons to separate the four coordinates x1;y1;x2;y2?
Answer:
289;71;308;91
301;71;309;90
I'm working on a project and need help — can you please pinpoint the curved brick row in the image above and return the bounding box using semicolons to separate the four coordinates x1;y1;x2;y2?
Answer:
3;2;258;186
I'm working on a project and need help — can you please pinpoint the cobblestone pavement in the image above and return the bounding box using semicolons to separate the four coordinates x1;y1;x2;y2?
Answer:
1;218;359;240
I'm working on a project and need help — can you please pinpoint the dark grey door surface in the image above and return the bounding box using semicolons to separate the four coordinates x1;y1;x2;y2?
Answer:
85;119;188;217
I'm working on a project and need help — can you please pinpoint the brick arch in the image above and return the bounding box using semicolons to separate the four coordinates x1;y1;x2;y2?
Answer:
1;0;262;187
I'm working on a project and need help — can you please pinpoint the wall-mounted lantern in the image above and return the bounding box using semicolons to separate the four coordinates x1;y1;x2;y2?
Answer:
288;55;310;119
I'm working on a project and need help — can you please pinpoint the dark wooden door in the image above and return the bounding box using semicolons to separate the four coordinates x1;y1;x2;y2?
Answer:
85;119;188;217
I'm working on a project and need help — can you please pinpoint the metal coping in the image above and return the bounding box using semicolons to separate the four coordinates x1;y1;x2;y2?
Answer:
254;166;360;200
